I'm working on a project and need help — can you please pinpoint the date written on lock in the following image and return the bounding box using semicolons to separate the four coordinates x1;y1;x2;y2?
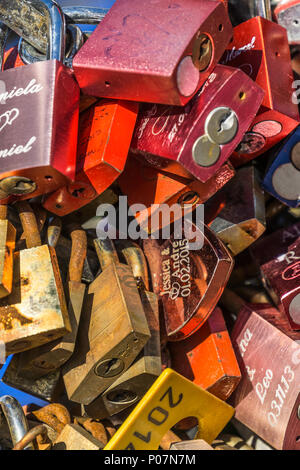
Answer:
131;65;264;183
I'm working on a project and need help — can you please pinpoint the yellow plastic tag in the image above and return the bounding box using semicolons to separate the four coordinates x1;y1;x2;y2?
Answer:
104;368;234;450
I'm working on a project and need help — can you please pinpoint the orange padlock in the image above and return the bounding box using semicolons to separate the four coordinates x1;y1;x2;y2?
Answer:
43;100;138;216
169;307;241;401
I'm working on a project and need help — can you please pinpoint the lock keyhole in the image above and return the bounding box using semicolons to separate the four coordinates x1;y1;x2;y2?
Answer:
95;358;125;378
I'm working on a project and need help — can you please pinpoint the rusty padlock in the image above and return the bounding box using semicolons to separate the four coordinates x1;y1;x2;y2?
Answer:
228;297;300;450
62;237;150;405
12;223;87;378
131;65;264;183
143;219;234;341
263;126;300;208
221;11;300;166
0;1;79;204
169;307;241;401
0;201;70;355
51;424;104;450
118;153;235;233
43;99;138;216
84;241;161;420
207;166;266;256
72;0;233;105
0;205;16;298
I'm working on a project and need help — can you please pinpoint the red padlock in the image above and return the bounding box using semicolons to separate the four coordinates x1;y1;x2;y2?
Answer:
118;153;235;232
143;220;234;341
221;17;300;166
43;99;138;216
230;302;300;450
72;0;233;105
131;65;264;183
169;307;241;401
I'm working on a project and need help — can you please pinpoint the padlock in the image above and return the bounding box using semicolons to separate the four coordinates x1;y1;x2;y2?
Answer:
170;439;214;450
13;424;48;450
207;166;266;256
84;241;161;420
0;205;16;298
11;224;87;378
263;126;300;208
118;153;235;233
131;65;264;183
0;201;70;355
274;0;300;44
104;368;234;450
0;395;34;449
0;0;79;204
51;423;104;450
229;300;300;450
62;237;150;405
169;307;241;401
221;12;300;166
143;219;234;341
259;237;300;329
72;0;233;105
43;99;138;216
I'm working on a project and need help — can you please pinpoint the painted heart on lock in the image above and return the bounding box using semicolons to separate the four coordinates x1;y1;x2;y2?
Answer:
0;108;20;133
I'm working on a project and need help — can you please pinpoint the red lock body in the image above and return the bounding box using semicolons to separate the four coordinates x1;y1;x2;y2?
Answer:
43;99;138;216
169;307;241;400
131;65;264;183
72;0;233;105
231;304;300;450
220;17;300;166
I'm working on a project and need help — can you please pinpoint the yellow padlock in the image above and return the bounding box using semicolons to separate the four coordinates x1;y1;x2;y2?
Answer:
104;368;234;450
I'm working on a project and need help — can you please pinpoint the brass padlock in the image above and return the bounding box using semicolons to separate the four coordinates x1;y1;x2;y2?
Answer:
62;237;150;405
14;223;87;378
0;205;16;298
84;241;161;419
51;424;104;450
0;202;70;355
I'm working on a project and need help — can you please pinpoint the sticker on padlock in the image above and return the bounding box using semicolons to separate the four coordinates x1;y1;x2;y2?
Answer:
118;153;235;234
263;126;300;208
62;237;150;405
72;0;233;105
274;0;300;44
230;302;300;450
208;166;266;256
84;241;161;420
43;100;138;216
259;237;300;329
12;223;87;379
131;65;264;183
0;1;80;203
169;307;241;401
0;202;70;355
221;15;300;166
143;219;234;341
0;205;16;298
104;368;234;450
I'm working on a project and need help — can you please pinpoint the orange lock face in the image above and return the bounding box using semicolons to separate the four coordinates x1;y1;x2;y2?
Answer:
43;100;138;215
220;17;300;166
169;307;241;401
118;154;235;233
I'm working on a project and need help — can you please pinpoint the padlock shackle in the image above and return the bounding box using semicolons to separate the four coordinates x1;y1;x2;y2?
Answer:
69;226;87;283
115;240;150;291
0;22;9;71
0;395;34;449
13;424;48;450
47;217;62;248
38;0;65;61
16;201;42;249
94;237;119;271
254;0;272;20
32;403;71;434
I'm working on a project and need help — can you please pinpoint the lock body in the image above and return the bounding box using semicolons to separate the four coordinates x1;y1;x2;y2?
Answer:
0;219;16;298
143;220;234;341
221;17;300;166
43;100;138;216
0;244;70;354
231;304;300;450
63;262;150;405
0;60;79;203
131;65;264;183
263;126;300;208
72;0;233;105
275;0;300;44
169;307;241;400
52;424;104;450
208;166;266;255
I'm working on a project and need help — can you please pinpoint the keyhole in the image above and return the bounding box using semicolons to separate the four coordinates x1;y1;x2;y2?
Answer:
218;112;232;133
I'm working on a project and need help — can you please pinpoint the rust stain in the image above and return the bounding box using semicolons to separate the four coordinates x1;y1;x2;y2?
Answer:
0;306;33;330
